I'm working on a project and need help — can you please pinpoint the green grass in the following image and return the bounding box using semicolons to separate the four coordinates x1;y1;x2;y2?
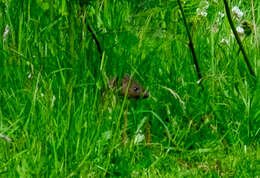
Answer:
0;0;259;177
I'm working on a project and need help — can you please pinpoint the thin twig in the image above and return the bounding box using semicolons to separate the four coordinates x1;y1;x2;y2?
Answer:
223;0;256;78
87;24;103;61
176;0;203;89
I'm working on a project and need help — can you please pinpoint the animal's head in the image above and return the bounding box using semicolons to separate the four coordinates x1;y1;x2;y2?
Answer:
121;74;149;99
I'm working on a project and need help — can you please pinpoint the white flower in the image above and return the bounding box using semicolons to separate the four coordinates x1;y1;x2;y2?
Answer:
236;26;244;35
197;8;208;17
216;12;225;24
220;38;229;45
3;25;9;41
218;12;225;18
196;1;209;17
134;132;145;144
200;11;208;17
232;6;243;19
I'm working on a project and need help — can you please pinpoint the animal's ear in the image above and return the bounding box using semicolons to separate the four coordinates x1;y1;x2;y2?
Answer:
123;74;130;81
113;76;119;85
108;76;119;89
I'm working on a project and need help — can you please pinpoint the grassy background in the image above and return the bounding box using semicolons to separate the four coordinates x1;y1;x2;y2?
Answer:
0;0;259;177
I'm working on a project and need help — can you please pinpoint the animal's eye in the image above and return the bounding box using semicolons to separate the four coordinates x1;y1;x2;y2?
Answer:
133;87;139;91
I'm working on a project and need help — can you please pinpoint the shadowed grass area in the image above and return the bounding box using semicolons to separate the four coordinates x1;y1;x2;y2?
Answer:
0;0;259;177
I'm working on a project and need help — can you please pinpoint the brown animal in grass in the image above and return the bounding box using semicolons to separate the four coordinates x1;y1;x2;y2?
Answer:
104;74;150;146
107;74;149;99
